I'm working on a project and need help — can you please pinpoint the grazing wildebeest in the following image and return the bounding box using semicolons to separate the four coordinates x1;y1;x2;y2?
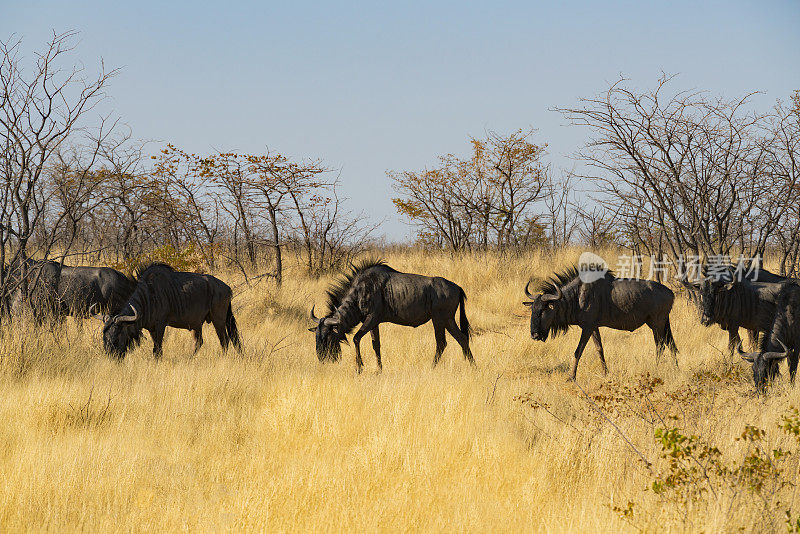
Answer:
739;283;800;390
5;259;136;322
689;277;793;353
95;263;241;358
308;259;474;373
524;266;677;381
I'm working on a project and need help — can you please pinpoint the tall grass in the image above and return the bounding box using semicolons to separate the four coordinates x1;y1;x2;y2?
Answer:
0;248;798;532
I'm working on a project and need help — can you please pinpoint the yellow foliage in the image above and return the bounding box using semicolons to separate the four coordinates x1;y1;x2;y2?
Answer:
110;244;205;275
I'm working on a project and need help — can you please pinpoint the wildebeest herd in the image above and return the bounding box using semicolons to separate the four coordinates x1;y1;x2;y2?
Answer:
6;256;800;391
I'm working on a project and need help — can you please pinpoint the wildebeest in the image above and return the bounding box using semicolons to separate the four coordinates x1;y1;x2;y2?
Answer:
739;283;800;390
689;277;792;353
95;263;241;358
5;258;136;322
524;266;677;381
4;258;62;319
59;265;137;317
308;259;474;373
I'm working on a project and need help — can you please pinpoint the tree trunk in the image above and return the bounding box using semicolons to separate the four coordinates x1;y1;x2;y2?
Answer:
268;205;282;287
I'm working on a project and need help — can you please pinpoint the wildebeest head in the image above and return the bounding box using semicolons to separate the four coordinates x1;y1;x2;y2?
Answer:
523;281;562;342
738;339;789;390
696;278;736;327
308;306;345;362
92;304;142;358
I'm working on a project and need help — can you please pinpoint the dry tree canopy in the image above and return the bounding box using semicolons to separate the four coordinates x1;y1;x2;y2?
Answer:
557;76;800;275
389;129;574;252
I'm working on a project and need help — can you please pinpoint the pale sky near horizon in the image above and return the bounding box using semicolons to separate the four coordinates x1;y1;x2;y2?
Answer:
4;1;800;241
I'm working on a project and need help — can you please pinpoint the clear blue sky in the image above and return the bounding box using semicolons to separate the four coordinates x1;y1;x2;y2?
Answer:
5;1;800;241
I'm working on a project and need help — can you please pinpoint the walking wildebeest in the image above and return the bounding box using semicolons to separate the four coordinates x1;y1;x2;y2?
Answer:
94;263;241;358
6;259;136;322
739;283;800;390
308;259;474;373
524;266;677;381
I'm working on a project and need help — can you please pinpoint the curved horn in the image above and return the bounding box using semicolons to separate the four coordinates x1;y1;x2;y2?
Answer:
310;305;321;322
524;280;535;300
767;339;792;361
541;285;563;303
738;343;756;363
89;303;104;320
115;304;138;323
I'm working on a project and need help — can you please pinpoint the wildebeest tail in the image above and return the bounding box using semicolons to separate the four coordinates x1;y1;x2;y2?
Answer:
459;287;472;340
226;303;242;351
664;318;678;353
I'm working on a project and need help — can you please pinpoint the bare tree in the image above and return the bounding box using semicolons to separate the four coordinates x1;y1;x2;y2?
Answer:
557;76;798;272
0;31;117;316
544;172;579;248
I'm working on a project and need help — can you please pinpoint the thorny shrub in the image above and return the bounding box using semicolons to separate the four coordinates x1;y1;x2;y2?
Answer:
516;374;800;531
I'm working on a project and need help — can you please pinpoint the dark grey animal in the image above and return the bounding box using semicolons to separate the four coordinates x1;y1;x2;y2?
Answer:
746;267;788;284
60;266;137;317
308;259;474;373
5;258;62;320
95;263;241;358
739;283;800;390
691;278;790;353
5;259;136;322
524;267;678;381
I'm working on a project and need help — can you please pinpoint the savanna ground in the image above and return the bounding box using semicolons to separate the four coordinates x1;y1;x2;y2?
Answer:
1;248;800;533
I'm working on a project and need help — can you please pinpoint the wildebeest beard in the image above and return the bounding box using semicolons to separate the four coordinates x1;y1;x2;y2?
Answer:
102;319;144;358
314;320;346;361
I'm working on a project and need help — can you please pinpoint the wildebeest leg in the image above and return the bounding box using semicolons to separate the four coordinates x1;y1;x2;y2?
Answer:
371;327;382;372
789;351;799;384
444;317;475;366
747;329;760;352
211;316;230;350
727;329;742;355
432;319;447;367
353;315;380;374
592;329;607;375
151;326;166;360
570;329;593;381
193;328;203;354
651;320;678;366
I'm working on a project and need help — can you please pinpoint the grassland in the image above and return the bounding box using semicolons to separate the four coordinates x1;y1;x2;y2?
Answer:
0;248;798;532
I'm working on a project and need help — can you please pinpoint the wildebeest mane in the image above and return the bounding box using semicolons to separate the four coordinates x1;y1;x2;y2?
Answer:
534;265;616;295
324;258;396;314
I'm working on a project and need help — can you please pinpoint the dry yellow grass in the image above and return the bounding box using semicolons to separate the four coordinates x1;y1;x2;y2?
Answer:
1;248;799;532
